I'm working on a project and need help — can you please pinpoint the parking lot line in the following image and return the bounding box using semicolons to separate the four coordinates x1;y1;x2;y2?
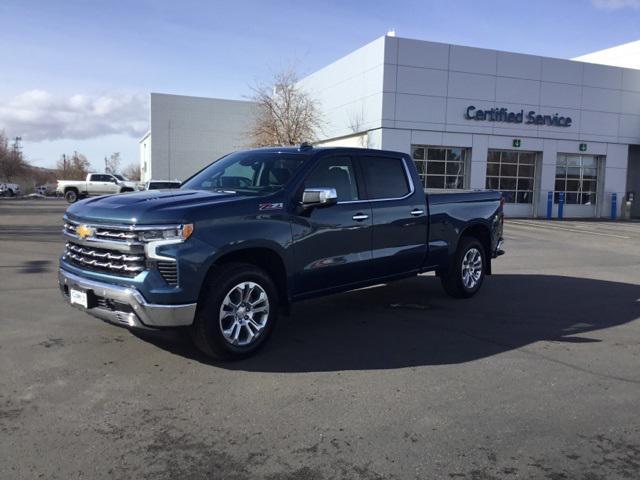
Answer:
508;220;632;239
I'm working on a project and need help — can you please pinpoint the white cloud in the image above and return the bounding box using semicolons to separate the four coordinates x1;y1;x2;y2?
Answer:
0;90;149;142
592;0;640;9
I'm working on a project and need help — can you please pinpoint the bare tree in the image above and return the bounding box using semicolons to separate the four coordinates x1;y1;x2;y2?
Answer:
105;152;121;174
347;110;368;147
249;69;322;147
56;151;91;180
0;132;29;181
122;163;141;181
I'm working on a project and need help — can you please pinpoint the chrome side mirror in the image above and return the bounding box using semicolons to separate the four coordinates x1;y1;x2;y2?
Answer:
301;188;338;208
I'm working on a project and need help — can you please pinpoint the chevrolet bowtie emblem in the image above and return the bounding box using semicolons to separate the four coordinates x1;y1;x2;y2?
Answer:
76;225;95;239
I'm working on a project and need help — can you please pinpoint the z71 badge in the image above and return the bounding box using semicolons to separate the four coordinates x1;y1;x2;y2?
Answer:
258;203;284;211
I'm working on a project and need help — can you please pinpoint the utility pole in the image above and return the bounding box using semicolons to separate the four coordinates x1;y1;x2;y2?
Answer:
62;154;67;174
104;156;108;173
12;136;22;153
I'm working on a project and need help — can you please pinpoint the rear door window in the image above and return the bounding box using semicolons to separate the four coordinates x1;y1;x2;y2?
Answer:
360;156;410;199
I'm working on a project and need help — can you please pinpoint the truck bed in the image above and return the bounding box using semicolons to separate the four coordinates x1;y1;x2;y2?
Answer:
426;188;502;205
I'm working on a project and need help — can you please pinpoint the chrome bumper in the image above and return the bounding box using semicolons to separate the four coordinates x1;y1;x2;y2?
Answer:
58;268;196;329
494;238;505;257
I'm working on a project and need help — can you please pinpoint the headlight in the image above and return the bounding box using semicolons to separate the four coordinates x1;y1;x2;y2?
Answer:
138;224;194;242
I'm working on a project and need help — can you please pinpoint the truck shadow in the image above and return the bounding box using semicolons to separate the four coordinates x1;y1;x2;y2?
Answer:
133;274;640;372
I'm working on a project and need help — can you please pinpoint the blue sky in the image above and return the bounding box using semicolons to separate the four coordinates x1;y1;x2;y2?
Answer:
1;0;639;171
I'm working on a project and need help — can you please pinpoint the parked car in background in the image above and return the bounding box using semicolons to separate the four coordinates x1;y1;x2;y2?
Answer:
58;145;505;360
145;180;181;190
113;174;143;191
57;173;138;203
0;182;21;197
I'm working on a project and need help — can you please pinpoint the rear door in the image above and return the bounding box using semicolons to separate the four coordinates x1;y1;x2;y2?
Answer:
87;174;111;194
291;155;373;296
357;154;428;278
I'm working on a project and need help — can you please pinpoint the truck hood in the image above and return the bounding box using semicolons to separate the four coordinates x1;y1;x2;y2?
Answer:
65;189;246;224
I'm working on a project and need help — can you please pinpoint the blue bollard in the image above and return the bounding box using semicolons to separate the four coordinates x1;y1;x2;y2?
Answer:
611;193;617;220
546;191;553;219
558;192;564;219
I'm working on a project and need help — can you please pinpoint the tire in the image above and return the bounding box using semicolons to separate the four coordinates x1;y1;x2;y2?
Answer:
190;262;279;360
120;187;133;193
64;189;78;203
440;237;486;299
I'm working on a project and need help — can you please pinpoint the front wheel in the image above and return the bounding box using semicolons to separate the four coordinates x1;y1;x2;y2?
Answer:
440;237;486;298
190;263;278;360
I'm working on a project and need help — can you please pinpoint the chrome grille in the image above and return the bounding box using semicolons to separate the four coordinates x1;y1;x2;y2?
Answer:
63;218;180;285
64;242;145;277
63;222;140;242
157;261;178;286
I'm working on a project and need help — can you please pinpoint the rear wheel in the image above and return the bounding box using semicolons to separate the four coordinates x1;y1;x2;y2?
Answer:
190;262;278;360
440;237;486;298
64;189;78;203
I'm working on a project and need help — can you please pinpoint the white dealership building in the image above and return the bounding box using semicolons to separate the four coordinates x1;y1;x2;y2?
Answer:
140;35;640;218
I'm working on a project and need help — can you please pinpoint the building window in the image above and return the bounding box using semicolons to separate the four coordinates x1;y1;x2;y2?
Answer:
485;150;536;204
412;146;468;189
554;154;599;205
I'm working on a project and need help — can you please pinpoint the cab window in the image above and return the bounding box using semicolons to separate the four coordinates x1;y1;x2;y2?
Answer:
360;156;410;199
304;156;359;202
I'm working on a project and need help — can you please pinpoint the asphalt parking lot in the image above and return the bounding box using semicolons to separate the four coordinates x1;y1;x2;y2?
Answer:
1;199;639;480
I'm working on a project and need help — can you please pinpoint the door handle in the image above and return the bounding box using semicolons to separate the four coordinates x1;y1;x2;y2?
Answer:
352;213;369;221
410;209;424;216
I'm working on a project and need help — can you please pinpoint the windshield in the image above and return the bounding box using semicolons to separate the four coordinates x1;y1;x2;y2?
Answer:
113;174;128;181
181;151;308;195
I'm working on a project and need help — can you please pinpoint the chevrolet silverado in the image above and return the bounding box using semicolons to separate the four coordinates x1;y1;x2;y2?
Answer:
58;146;504;359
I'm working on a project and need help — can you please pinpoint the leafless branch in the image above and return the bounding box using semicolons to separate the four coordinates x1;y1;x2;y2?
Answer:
248;69;322;147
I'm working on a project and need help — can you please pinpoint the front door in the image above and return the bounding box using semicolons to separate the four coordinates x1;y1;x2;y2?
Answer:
291;155;373;296
104;175;120;194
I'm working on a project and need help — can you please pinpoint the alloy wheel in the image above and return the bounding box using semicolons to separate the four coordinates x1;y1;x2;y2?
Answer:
219;281;270;346
461;247;482;289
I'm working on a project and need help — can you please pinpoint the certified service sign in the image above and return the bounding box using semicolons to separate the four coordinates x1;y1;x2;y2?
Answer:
465;106;572;127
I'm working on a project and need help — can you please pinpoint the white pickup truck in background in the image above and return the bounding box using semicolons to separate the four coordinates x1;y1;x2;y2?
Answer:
56;173;141;203
0;182;21;197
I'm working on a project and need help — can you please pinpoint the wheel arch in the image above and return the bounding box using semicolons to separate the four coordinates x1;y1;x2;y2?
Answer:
459;222;492;275
200;244;290;312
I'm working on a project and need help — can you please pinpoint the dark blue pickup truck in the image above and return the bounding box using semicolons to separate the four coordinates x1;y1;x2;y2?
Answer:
58;146;504;359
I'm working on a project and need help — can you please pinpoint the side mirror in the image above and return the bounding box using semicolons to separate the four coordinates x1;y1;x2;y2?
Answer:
301;188;338;208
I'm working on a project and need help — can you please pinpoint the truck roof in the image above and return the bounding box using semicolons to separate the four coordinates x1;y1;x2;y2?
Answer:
249;145;407;157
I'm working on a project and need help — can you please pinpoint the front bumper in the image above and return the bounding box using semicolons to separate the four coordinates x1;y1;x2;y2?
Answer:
58;268;196;329
493;238;505;257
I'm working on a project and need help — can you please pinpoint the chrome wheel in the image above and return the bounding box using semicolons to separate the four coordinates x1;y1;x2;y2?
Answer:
461;247;483;289
219;281;270;347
